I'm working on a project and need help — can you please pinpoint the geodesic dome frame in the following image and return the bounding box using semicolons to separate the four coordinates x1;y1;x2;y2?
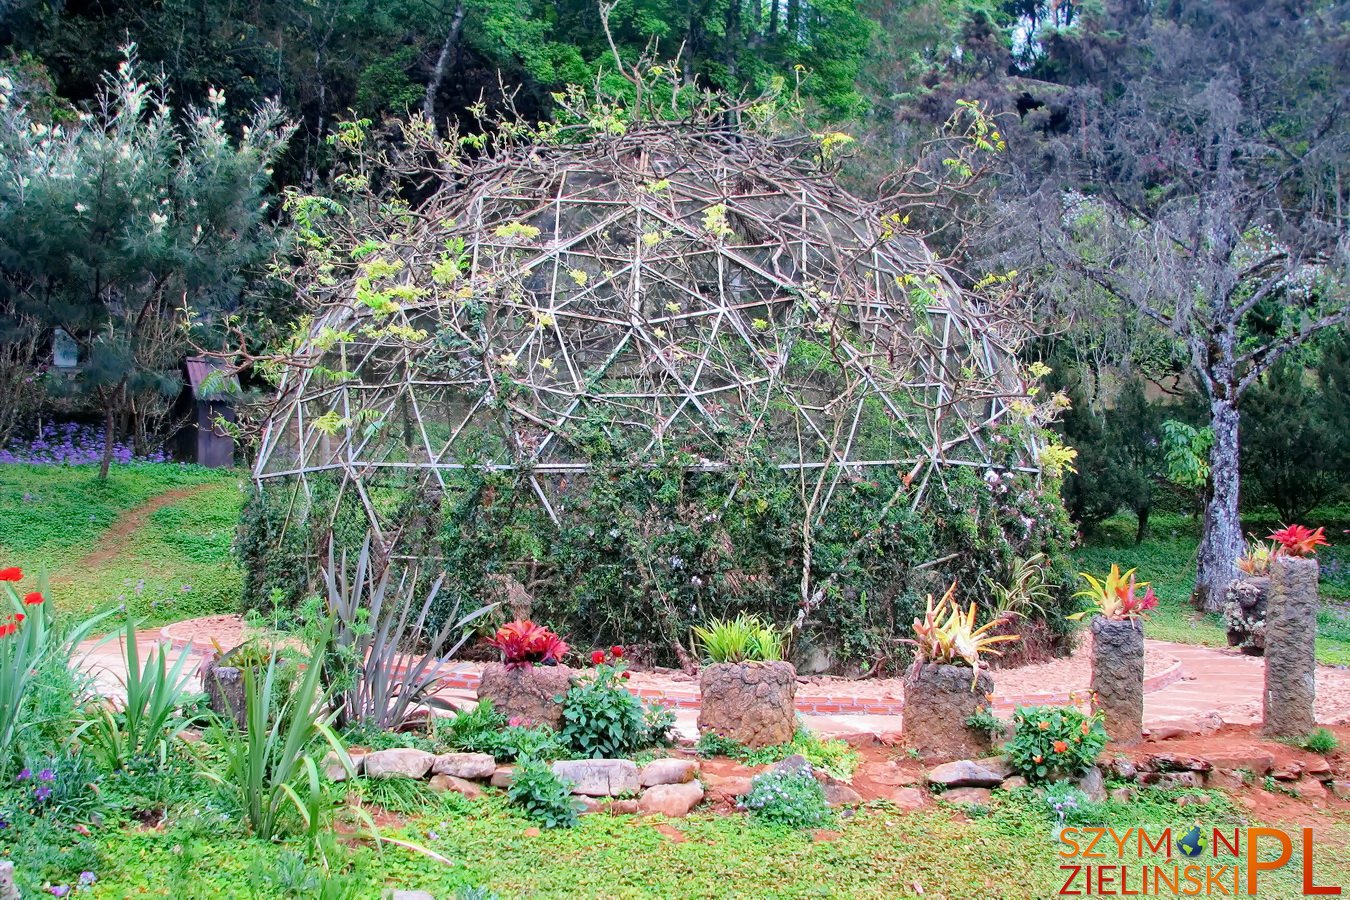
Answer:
253;126;1040;544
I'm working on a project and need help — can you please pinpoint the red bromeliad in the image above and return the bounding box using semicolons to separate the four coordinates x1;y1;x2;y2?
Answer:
1268;524;1330;558
486;620;569;668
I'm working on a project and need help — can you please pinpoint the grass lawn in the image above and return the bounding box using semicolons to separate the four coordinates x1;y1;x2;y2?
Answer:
1073;511;1350;667
0;463;246;628
78;791;1350;899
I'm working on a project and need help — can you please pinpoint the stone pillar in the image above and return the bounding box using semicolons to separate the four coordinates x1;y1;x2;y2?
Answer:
901;662;995;760
0;860;19;900
1090;617;1144;744
1262;556;1319;737
698;661;797;749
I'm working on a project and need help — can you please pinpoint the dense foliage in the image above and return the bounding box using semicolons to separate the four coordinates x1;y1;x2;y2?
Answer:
241;444;1077;670
737;757;834;829
1005;705;1107;783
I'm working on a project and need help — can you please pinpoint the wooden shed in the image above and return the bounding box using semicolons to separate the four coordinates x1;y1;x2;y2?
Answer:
177;356;240;468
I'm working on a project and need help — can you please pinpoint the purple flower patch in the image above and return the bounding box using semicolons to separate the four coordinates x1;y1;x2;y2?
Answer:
0;422;169;466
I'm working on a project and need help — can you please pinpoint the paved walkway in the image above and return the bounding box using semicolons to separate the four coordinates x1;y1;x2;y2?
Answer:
80;618;1350;736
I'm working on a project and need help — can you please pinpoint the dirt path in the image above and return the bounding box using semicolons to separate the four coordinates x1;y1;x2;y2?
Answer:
56;483;216;580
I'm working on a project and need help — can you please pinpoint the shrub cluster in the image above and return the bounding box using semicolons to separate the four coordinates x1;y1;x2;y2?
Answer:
506;757;581;829
737;758;833;829
238;440;1078;671
1005;705;1108;782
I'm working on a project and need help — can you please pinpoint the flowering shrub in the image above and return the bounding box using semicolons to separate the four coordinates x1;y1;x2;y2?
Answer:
1068;565;1157;621
506;756;580;828
908;583;1019;680
738;758;833;829
1268;524;1329;558
559;647;656;758
1006;705;1108;782
0;422;168;466
486;620;569;668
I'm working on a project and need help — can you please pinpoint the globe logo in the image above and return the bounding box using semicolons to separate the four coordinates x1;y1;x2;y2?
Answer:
1177;826;1208;859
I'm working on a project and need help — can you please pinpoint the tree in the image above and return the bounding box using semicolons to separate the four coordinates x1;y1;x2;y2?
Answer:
1054;365;1163;543
1020;1;1349;610
0;52;292;477
1241;341;1350;521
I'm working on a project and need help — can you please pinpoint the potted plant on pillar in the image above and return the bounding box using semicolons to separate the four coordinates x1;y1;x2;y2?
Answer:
1069;565;1157;745
693;614;795;749
476;620;573;730
1262;524;1328;738
1223;538;1276;654
901;584;1020;760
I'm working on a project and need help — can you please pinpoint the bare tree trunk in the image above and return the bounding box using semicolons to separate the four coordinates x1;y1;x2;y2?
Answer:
1194;398;1242;611
99;403;116;480
423;0;466;135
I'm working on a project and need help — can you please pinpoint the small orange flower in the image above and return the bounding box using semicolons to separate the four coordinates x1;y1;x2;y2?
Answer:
1033;755;1043;764
985;692;995;702
1080;721;1090;735
1053;740;1068;753
1038;720;1050;731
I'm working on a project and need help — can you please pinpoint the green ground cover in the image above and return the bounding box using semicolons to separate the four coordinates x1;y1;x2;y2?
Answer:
73;789;1350;899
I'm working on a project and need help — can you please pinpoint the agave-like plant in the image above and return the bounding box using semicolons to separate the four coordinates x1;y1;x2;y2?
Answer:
1069;564;1157;622
909;583;1019;687
324;534;497;730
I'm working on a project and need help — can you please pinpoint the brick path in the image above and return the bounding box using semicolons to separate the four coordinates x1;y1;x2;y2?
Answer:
83;616;1349;737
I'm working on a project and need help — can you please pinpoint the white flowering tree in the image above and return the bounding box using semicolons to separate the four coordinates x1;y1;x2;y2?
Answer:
0;49;292;475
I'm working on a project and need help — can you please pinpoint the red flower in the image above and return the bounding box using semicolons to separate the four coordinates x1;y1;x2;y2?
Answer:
22;592;43;606
12;613;22;624
611;645;624;659
590;650;606;666
1053;740;1068;754
0;567;21;582
621;671;631;680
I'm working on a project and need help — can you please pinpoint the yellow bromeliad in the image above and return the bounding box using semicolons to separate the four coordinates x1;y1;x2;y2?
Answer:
1069;564;1157;621
910;583;1019;688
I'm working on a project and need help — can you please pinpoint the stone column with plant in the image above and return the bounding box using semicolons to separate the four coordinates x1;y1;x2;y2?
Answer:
901;584;1019;760
1262;525;1328;738
694;614;796;749
1224;538;1274;654
476;620;574;730
1071;565;1158;745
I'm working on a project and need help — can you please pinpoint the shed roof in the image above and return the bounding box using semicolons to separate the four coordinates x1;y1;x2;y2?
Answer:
185;356;240;402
